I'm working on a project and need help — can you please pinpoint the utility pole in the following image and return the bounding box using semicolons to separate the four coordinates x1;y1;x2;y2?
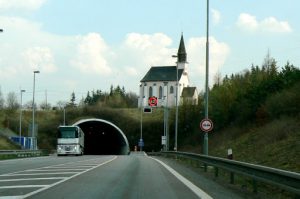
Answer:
203;0;210;155
19;89;25;147
32;70;40;150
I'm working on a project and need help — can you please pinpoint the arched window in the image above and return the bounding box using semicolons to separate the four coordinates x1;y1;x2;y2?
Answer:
149;86;153;97
159;86;163;99
170;86;174;94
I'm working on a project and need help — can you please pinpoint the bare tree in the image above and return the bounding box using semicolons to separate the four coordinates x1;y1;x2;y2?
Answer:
6;92;19;110
0;87;4;109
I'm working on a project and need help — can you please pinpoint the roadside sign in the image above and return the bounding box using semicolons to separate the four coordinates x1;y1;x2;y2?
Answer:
138;139;144;147
161;136;166;145
148;96;158;107
200;118;213;132
143;107;152;113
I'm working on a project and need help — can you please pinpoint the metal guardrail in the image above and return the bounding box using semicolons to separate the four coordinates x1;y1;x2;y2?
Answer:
0;150;45;159
151;151;300;196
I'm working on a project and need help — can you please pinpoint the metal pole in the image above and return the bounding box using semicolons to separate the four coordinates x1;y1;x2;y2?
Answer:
175;61;179;151
163;96;166;151
203;0;210;155
19;89;25;147
172;55;179;151
32;70;40;150
140;95;144;152
166;83;169;151
63;107;66;125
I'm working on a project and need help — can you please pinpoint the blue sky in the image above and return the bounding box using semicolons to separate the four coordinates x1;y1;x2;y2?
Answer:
0;0;299;106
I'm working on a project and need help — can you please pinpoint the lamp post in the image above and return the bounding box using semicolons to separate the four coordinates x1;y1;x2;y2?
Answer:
19;89;25;147
203;0;210;155
172;55;179;151
32;70;40;150
63;106;66;125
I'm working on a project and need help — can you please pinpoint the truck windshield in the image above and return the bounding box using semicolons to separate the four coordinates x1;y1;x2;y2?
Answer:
58;130;78;138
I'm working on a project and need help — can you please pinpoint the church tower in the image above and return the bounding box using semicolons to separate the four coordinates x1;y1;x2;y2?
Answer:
177;34;188;72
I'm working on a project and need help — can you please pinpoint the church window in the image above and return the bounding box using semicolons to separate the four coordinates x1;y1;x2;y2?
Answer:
149;86;153;97
159;86;163;99
170;86;174;94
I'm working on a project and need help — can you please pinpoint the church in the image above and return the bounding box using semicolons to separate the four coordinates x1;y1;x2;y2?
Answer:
138;35;198;107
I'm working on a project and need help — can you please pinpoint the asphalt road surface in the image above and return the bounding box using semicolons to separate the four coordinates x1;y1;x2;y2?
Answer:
0;152;244;199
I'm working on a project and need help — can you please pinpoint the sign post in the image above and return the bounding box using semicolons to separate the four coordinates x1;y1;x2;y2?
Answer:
138;138;144;151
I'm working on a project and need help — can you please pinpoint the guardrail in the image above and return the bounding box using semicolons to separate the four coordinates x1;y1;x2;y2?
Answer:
0;150;46;159
150;151;300;196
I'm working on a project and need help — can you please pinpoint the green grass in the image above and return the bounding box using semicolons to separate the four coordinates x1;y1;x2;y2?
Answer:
0;136;19;150
207;116;300;172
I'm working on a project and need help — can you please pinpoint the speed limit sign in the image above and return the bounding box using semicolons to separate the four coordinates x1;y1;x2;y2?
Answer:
200;118;213;132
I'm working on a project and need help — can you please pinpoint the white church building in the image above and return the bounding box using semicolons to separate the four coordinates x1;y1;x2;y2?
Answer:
138;35;198;107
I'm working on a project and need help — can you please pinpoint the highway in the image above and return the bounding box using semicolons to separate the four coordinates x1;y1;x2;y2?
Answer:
0;152;244;199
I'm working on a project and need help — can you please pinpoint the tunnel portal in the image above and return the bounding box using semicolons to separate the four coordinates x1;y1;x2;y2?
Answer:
73;119;130;155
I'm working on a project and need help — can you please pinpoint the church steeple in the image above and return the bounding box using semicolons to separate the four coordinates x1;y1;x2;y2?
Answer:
177;34;187;63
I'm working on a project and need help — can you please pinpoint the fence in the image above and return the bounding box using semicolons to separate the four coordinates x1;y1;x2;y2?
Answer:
0;150;45;159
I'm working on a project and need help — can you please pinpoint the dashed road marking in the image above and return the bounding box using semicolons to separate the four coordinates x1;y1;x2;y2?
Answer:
0;156;117;198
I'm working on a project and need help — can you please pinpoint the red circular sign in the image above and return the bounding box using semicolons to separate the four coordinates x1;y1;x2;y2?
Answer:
200;119;213;132
148;96;158;106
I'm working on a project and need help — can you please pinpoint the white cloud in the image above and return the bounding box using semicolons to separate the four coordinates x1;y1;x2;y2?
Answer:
0;0;47;11
122;32;175;68
22;47;57;73
187;37;230;86
236;13;292;33
261;17;292;33
212;9;221;25
70;33;112;75
125;67;138;76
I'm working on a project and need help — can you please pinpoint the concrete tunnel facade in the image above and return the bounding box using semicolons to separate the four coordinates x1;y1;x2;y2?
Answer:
73;118;130;155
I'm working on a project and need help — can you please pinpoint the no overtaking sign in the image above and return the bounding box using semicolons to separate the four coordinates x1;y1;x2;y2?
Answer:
200;118;213;132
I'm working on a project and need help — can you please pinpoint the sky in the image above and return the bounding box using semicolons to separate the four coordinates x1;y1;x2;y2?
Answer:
0;0;299;106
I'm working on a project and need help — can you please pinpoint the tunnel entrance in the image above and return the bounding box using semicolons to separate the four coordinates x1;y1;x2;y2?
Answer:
73;119;130;155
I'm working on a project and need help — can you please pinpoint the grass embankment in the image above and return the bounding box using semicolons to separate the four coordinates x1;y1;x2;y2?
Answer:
182;116;300;172
0;136;19;150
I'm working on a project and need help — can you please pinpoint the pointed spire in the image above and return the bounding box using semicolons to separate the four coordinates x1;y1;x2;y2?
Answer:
177;33;187;63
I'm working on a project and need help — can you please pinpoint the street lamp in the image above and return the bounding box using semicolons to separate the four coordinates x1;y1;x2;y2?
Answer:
203;0;210;155
172;55;179;151
19;89;25;147
32;70;40;150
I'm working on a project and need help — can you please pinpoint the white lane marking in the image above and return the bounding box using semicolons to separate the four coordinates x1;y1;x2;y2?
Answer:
0;177;65;182
149;157;213;199
45;165;93;168
22;156;117;198
1;172;78;176
0;185;47;189
27;169;86;171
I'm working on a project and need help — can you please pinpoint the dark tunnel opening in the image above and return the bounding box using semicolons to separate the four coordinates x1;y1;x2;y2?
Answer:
73;119;129;155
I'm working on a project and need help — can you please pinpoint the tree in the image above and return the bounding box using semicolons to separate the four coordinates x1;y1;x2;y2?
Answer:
68;91;76;107
0;87;4;109
6;92;19;110
40;101;51;110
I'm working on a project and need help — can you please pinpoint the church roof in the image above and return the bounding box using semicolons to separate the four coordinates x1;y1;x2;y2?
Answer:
140;66;184;82
177;34;187;63
182;87;197;97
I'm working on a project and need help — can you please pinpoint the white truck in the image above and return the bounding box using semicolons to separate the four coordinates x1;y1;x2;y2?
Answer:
57;126;84;156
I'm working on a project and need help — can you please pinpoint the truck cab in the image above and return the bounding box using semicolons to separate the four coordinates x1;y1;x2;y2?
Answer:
57;126;84;156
